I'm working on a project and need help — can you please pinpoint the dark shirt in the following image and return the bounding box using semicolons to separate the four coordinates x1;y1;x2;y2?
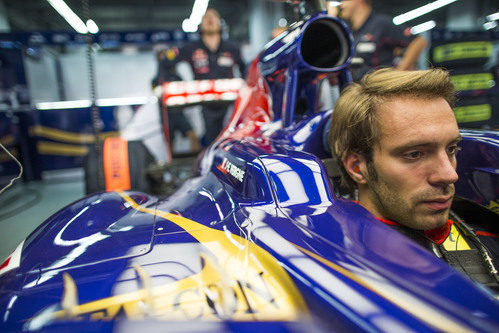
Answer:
155;64;181;85
375;215;499;291
153;48;182;86
351;12;416;81
351;200;498;290
177;38;245;80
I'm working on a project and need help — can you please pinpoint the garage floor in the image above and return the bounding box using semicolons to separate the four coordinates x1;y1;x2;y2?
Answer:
0;170;84;261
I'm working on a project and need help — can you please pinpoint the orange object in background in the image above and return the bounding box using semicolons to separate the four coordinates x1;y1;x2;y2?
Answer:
103;137;131;192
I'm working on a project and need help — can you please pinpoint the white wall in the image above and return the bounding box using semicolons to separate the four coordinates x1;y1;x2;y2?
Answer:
26;46;158;103
446;0;479;30
0;0;9;32
24;49;60;103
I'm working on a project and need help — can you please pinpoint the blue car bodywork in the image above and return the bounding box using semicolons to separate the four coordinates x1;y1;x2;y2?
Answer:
1;12;498;333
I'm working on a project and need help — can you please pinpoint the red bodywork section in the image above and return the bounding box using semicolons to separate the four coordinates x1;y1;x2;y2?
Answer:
220;59;273;142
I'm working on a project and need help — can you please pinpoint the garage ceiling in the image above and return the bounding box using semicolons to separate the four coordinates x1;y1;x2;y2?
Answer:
3;0;250;36
2;0;497;41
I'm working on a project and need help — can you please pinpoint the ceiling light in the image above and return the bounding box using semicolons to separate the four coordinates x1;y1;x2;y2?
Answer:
182;19;197;33
36;96;157;110
410;20;436;34
486;12;499;21
182;0;210;33
46;0;88;34
37;100;91;110
393;0;459;25
483;21;498;30
86;19;99;34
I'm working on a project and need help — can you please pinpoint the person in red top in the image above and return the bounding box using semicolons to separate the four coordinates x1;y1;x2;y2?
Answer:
328;68;498;288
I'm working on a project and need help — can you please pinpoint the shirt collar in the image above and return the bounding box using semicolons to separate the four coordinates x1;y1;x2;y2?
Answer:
376;216;452;245
352;200;452;244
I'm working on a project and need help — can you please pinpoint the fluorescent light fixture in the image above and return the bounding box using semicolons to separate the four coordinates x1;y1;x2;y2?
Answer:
37;100;91;110
182;0;210;32
97;96;154;107
46;0;88;34
393;0;459;25
410;20;436;34
36;97;157;110
86;19;99;34
486;12;499;21
182;19;197;32
483;21;498;30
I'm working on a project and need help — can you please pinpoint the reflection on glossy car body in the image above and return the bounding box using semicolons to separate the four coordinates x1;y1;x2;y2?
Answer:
1;5;499;333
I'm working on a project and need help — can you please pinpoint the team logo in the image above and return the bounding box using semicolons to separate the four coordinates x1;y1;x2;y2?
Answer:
218;52;234;67
193;48;208;61
218;157;245;182
361;33;374;42
356;42;376;53
193;48;209;74
166;47;178;61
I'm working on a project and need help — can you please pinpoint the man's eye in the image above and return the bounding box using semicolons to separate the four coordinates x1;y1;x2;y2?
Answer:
404;151;423;160
447;145;462;155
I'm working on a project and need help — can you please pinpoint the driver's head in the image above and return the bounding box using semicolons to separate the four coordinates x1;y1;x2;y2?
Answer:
200;8;221;35
329;68;460;230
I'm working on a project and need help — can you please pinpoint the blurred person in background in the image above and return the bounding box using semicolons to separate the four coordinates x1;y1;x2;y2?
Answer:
153;47;200;153
271;25;288;39
338;0;428;82
177;8;245;146
327;1;340;17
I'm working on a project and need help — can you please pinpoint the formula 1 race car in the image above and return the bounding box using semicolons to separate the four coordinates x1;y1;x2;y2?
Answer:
1;2;499;332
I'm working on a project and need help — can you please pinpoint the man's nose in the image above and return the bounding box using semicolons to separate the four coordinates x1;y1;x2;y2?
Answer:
428;151;459;186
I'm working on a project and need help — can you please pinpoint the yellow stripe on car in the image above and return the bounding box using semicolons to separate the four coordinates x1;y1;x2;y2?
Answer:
293;243;473;333
48;192;308;322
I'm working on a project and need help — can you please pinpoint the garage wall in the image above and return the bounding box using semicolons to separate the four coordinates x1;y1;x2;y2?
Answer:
24;49;60;103
26;46;158;103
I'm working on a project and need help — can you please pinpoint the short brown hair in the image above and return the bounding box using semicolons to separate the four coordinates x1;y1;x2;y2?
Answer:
328;68;456;190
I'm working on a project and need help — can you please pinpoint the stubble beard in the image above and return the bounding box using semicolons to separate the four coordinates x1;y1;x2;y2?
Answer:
366;163;454;230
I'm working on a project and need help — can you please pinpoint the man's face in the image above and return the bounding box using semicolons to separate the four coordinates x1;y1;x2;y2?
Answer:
200;9;221;34
361;97;461;230
340;0;360;21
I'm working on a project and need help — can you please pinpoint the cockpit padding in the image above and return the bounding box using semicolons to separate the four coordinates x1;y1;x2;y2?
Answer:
322;115;332;156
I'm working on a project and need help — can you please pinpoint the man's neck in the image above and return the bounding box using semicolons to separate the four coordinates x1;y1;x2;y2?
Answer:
357;187;382;219
202;33;221;52
351;5;372;31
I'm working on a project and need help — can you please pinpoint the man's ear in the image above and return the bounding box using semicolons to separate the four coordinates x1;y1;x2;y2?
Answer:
343;151;368;185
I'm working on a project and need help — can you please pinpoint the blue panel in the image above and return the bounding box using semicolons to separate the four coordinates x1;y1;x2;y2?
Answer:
18;192;157;279
0;112;21;178
33;106;119;171
456;129;499;206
